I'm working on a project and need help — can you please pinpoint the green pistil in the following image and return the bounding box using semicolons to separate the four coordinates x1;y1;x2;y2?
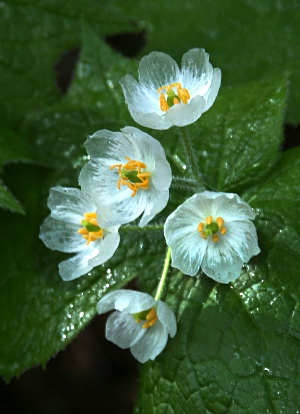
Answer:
166;89;180;107
204;222;219;237
133;308;151;322
121;170;143;183
80;220;101;233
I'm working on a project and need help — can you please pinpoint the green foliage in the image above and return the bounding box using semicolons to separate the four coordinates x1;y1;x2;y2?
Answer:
113;0;300;124
0;2;299;413
0;125;34;213
136;148;300;413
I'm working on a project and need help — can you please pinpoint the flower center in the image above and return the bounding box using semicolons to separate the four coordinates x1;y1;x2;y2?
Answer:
78;212;104;245
197;216;227;243
133;307;158;329
110;156;151;197
157;82;190;112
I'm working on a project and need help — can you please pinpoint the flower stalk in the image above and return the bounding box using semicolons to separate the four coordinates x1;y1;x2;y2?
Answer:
179;126;204;187
155;246;172;301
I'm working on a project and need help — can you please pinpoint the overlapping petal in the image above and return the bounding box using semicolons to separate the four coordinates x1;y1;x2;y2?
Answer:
79;127;172;227
120;48;221;130
97;289;177;363
164;191;260;283
39;187;120;281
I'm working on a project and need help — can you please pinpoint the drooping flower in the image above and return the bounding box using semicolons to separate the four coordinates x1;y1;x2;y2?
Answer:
39;187;120;281
97;289;177;363
120;48;221;130
164;191;260;283
79;126;172;227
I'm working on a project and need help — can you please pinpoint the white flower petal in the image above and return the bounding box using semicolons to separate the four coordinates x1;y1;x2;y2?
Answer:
157;301;177;338
120;75;159;115
138;51;181;92
79;127;171;227
98;290;130;314
225;220;260;262
130;321;168;363
201;237;244;283
203;68;222;111
120;49;220;130
163;95;207;128
165;191;260;282
48;187;94;224
97;289;155;314
164;199;209;276
39;216;86;253
181;48;214;97
106;311;146;349
114;290;156;313
58;245;100;281
88;232;120;267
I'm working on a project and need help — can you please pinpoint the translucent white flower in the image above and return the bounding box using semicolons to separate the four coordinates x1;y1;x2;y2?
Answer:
97;289;177;363
164;191;260;283
79;126;172;227
120;48;221;130
39;187;120;281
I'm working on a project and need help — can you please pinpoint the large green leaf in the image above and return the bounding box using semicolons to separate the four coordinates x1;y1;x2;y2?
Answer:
21;22;138;175
113;0;300;124
0;125;35;213
135;147;300;413
0;0;137;121
0;162;165;379
1;22;298;414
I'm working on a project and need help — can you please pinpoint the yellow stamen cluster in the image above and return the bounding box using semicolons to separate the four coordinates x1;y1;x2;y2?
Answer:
110;156;151;197
134;308;158;329
198;215;227;243
78;212;104;245
157;82;190;112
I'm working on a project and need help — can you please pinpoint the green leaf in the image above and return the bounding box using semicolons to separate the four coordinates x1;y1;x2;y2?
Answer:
0;0;138;121
135;148;300;413
0;126;35;213
22;22;138;173
2;19;298;414
113;0;300;123
0;163;166;380
171;75;287;193
0;179;25;214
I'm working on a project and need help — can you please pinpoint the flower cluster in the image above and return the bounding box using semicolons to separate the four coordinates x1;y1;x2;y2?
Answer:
40;48;260;362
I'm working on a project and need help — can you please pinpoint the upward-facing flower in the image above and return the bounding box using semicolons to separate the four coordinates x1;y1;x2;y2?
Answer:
164;191;260;283
97;289;177;363
79;126;172;227
120;48;221;130
39;187;120;281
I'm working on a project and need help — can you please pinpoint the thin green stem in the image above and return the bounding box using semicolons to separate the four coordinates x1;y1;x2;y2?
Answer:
155;246;172;301
171;176;201;192
179;126;204;188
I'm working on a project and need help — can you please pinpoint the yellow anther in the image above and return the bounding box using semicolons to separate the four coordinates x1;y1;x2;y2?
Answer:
206;216;212;225
111;157;151;197
159;93;169;111
141;308;158;329
157;82;182;93
212;234;219;243
78;212;103;245
157;82;190;112
198;215;226;243
177;86;190;104
216;217;224;227
198;222;204;232
146;308;157;320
